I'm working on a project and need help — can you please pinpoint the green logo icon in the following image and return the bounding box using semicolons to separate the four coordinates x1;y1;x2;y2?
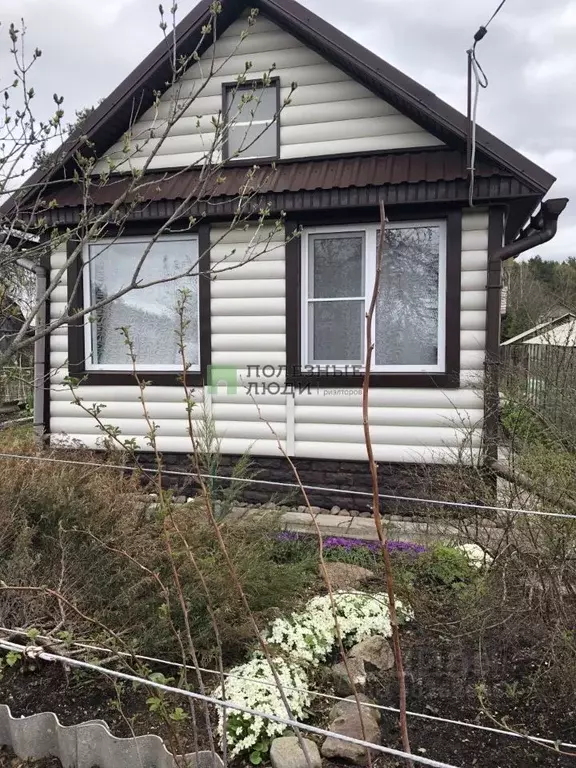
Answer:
208;365;238;394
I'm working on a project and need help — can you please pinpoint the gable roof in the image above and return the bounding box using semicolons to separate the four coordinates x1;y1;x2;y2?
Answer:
8;0;555;214
502;313;576;346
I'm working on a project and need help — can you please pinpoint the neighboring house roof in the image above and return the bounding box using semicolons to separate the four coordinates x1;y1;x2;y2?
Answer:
4;0;555;222
502;313;576;347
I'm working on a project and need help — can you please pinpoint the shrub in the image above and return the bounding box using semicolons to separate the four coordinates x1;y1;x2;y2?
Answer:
0;439;319;664
406;544;481;591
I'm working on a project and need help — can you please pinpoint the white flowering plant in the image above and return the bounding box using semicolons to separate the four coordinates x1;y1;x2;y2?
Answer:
213;656;311;762
455;543;493;569
214;590;413;760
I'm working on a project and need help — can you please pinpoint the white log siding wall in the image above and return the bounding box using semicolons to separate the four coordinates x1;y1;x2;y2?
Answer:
94;14;442;172
49;211;488;465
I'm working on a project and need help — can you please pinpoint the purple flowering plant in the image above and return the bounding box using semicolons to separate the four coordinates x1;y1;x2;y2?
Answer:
274;530;425;567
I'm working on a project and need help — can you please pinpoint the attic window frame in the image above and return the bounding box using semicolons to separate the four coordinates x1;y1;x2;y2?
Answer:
222;78;281;163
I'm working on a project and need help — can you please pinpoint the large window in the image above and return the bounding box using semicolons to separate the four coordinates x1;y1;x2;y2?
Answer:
301;222;446;372
223;80;279;161
83;235;200;371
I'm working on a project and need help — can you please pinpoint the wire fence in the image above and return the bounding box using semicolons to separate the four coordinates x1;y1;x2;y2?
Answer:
2;627;573;753
0;637;463;768
0;365;33;406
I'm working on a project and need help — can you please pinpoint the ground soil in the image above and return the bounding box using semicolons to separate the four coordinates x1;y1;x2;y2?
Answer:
1;618;575;768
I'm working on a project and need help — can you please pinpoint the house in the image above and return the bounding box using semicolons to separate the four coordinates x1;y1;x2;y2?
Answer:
9;0;568;507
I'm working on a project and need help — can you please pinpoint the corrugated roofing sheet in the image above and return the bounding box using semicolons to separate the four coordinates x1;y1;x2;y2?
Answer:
48;150;505;209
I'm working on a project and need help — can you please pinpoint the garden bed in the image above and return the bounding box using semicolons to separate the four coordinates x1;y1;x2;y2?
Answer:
0;439;575;768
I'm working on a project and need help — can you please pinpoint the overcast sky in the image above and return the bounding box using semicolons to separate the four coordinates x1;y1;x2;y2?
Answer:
1;0;574;259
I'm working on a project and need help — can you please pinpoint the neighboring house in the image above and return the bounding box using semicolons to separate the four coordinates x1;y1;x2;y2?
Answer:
501;313;576;349
6;0;569;504
501;314;576;443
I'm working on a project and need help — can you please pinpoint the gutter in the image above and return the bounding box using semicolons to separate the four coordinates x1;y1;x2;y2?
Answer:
493;198;568;263
484;197;569;467
16;257;49;441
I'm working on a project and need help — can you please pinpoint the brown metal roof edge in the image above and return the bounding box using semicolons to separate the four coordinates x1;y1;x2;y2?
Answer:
3;0;555;216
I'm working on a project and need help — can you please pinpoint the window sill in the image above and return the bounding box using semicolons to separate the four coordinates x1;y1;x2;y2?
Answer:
286;372;460;389
69;371;205;387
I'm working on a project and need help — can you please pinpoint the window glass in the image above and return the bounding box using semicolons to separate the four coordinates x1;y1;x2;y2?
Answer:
225;83;278;160
87;237;199;369
312;300;364;363
375;226;440;366
310;234;364;298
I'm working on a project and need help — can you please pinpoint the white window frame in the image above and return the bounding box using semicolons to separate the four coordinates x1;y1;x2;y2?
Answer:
83;234;201;372
225;81;278;161
301;221;447;373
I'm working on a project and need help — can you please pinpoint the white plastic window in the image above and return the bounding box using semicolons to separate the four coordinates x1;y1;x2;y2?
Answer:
301;222;447;372
83;235;200;371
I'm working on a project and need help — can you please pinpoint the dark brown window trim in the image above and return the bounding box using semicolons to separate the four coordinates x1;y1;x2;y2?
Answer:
222;77;281;164
286;207;462;389
484;206;506;464
67;222;211;387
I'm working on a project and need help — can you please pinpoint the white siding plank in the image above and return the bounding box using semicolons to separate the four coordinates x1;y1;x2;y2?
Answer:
51;386;205;404
461;250;489;271
460;311;486;331
295;406;484;428
211;261;285;280
461;271;487;292
294;389;484;408
461;291;487;311
462;229;489;251
211;351;285;367
211;281;284;300
212;316;285;333
212;333;285;352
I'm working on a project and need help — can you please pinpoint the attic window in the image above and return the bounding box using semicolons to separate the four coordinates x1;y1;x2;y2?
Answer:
223;80;279;161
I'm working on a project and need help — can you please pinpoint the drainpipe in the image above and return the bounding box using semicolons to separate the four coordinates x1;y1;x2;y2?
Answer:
484;197;569;468
16;256;48;441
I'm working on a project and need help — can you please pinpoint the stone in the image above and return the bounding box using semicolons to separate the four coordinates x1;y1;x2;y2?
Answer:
331;657;366;696
297;505;307;513
323;562;374;591
349;510;361;517
328;694;381;724
338;509;350;516
321;706;381;765
330;506;341;515
270;737;322;768
349;635;395;672
309;506;324;515
173;496;187;504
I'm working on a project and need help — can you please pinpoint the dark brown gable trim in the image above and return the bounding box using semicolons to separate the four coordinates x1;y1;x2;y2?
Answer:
285;207;462;389
67;222;211;387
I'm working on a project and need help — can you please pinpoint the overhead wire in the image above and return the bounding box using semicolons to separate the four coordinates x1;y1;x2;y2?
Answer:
0;638;462;768
466;0;509;206
1;627;574;752
0;450;574;521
